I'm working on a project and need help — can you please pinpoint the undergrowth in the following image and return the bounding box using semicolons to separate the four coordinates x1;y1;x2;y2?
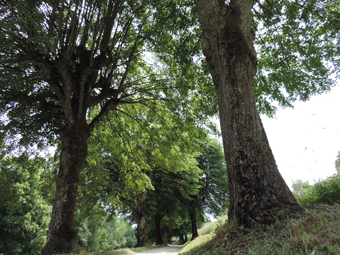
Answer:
180;204;340;255
293;175;340;206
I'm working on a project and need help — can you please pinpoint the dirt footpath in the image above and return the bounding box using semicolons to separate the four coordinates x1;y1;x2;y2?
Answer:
129;245;182;255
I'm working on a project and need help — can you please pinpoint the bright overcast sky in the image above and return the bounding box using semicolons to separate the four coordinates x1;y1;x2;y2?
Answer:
214;84;340;190
261;84;340;189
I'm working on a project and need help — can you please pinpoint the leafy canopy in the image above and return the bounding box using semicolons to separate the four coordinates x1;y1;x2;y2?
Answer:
0;0;217;151
0;156;50;255
253;0;340;115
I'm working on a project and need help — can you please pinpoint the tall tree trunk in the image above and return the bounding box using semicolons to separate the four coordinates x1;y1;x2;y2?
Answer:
195;0;301;227
163;226;171;244
155;213;164;245
133;194;149;247
179;234;185;244
189;209;199;240
41;121;90;254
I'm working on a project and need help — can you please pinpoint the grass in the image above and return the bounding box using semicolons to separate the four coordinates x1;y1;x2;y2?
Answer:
69;245;166;255
198;221;216;235
180;204;340;255
178;221;216;254
179;234;215;255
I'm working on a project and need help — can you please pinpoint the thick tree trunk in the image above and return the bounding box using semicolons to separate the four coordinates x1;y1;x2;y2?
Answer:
163;226;171;244
189;209;199;240
179;235;185;244
155;213;164;245
41;122;90;254
133;194;149;247
195;0;301;227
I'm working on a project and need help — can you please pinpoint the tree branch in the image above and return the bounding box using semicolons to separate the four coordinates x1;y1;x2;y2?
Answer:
88;98;120;133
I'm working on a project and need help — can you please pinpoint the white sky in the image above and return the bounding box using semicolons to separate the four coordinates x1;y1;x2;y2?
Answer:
261;84;340;189
214;84;340;190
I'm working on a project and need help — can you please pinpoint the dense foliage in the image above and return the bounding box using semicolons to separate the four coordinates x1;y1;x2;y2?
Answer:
1;0;339;252
253;0;340;115
0;156;50;255
293;175;340;206
75;215;136;251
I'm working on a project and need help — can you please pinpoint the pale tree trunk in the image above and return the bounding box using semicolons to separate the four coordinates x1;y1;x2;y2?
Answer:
41;121;90;254
133;194;149;247
195;0;301;227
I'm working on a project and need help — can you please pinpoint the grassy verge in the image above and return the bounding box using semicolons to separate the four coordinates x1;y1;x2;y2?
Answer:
178;221;216;254
70;245;166;255
180;204;340;255
179;234;215;255
198;221;215;235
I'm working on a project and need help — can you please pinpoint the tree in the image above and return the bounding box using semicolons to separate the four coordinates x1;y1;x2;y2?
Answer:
77;103;204;247
293;175;340;206
188;135;228;240
335;151;340;175
194;0;339;226
0;1;215;253
0;156;50;255
147;167;201;245
75;214;136;251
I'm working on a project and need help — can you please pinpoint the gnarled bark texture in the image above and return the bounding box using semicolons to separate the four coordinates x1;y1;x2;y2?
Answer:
195;0;301;227
133;194;149;247
41;122;90;254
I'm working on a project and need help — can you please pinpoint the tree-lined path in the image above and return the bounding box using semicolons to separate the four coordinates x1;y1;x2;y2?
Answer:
130;245;182;255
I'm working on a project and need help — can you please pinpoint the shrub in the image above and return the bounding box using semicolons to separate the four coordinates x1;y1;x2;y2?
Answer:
0;157;50;255
293;175;340;206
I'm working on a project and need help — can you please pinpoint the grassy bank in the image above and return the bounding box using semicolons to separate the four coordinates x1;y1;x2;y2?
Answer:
180;204;340;255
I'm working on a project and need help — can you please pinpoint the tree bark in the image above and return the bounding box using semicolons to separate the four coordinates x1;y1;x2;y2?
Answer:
179;234;185;244
163;226;171;244
195;0;301;227
155;213;164;245
189;209;199;240
41;121;90;254
133;194;149;247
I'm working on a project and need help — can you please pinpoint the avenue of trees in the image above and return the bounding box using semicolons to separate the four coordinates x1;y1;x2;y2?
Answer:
1;0;339;254
0;127;228;253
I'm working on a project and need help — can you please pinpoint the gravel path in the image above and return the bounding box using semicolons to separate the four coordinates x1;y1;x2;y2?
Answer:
129;245;183;255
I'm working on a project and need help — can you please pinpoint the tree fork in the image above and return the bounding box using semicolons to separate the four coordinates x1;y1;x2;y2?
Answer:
195;0;301;227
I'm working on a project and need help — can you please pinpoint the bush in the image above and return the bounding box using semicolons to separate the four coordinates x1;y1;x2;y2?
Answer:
75;215;137;251
293;175;340;206
0;157;50;255
213;214;228;232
